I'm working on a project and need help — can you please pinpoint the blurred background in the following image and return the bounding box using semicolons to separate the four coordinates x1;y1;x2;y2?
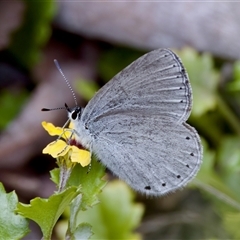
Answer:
1;1;240;239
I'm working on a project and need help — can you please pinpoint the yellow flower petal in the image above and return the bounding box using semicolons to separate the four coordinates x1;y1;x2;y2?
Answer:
42;122;64;136
42;139;70;158
62;129;73;140
70;146;91;167
42;121;73;140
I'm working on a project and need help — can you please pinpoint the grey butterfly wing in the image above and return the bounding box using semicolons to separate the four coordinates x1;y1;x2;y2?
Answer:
78;48;202;195
81;48;192;125
91;117;202;195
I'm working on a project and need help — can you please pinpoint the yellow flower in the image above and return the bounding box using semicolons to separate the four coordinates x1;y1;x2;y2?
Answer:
42;121;91;167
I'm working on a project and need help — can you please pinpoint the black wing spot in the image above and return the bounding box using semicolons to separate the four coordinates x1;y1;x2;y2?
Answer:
173;64;176;67
162;183;166;187
190;153;194;156
186;164;190;168
179;87;182;90
180;100;183;103
186;136;190;140
144;186;151;190
177;175;181;179
85;124;88;130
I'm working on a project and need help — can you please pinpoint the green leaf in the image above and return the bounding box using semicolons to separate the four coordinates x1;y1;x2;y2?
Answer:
77;180;144;240
223;211;240;239
9;0;56;69
98;47;145;82
65;195;93;240
193;138;240;239
75;80;99;101
217;137;240;201
194;139;240;211
68;157;106;210
218;136;240;174
16;186;79;240
50;168;60;186
68;194;83;235
0;182;29;240
227;61;240;91
217;61;240;135
177;47;219;116
233;61;240;82
71;223;93;240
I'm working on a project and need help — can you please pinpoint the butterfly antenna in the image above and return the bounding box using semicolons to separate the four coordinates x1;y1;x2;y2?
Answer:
54;59;78;106
41;107;66;111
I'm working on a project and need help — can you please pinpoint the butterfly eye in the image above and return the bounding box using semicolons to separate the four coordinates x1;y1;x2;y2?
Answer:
71;111;78;120
71;107;82;120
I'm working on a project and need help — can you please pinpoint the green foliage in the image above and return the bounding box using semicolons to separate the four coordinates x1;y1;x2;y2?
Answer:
69;222;93;240
98;47;145;82
178;48;219;116
223;211;240;239
0;183;29;240
75;80;100;101
88;180;144;240
8;0;56;69
49;158;143;240
179;48;240;238
0;90;29;130
193;136;240;239
49;158;106;239
67;195;93;239
227;61;240;91
67;158;106;210
58;180;144;240
16;187;79;240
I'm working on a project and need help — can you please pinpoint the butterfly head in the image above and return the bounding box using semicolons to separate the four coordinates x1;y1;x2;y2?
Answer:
65;103;82;122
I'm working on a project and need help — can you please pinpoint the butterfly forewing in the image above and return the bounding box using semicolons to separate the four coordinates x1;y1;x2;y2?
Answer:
81;48;192;125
